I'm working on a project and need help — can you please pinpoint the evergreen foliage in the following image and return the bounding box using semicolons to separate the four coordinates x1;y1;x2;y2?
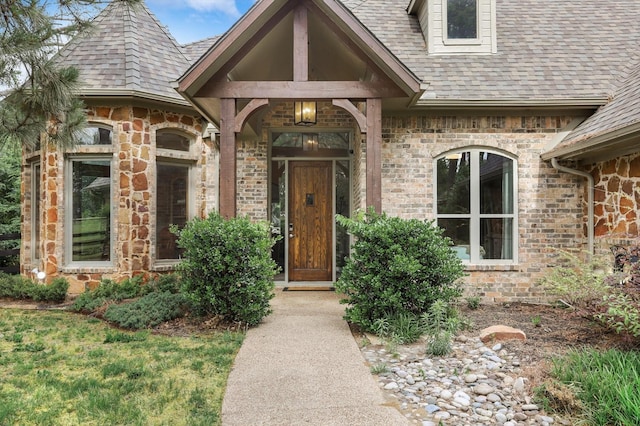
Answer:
0;145;21;269
175;212;279;326
334;209;464;332
0;272;68;303
0;0;140;150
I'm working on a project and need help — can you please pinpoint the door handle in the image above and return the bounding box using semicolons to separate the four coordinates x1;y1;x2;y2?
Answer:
288;223;294;238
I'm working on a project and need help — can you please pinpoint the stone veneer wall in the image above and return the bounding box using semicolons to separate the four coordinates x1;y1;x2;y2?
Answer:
21;105;214;293
587;151;640;249
381;115;586;302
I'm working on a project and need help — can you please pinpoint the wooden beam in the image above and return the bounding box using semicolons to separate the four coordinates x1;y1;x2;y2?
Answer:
293;5;308;82
332;99;366;132
234;99;269;133
207;3;295;86
196;80;405;99
219;98;237;218
366;98;382;213
310;0;421;94
178;0;286;91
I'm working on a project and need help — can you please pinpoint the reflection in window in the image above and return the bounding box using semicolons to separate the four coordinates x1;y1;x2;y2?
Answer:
447;0;478;39
335;161;350;276
270;161;286;277
272;132;350;157
78;126;112;145
157;130;190;151
156;163;189;260
71;159;111;262
436;150;516;263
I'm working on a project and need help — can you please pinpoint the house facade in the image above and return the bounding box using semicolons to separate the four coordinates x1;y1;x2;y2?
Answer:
21;0;640;299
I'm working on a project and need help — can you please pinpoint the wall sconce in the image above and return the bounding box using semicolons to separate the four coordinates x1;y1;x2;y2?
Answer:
302;133;319;151
294;101;317;126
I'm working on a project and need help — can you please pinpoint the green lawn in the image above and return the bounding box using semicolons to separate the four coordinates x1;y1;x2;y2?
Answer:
0;309;243;425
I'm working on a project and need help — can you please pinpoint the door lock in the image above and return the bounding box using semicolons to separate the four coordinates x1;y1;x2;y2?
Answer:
289;223;294;238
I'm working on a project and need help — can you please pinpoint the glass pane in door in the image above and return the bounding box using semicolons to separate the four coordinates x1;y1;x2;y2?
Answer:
336;161;350;276
270;161;286;279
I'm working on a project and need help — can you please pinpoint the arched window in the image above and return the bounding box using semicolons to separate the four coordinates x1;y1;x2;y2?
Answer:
78;125;112;145
435;149;517;263
156;129;190;151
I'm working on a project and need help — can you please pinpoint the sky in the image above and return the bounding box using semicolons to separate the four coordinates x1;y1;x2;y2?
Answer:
146;0;256;44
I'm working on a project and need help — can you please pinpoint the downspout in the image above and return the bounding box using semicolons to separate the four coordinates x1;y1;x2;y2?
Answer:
550;158;594;255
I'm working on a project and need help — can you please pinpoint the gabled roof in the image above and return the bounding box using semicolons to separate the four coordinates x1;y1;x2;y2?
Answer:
55;0;192;105
177;0;422;126
542;57;640;161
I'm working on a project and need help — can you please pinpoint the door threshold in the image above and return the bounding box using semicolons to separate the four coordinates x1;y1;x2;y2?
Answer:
278;281;335;291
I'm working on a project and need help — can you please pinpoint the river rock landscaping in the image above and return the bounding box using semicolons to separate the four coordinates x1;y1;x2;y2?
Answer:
358;302;636;425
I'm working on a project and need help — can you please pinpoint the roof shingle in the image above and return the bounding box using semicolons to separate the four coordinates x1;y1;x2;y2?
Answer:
55;1;192;103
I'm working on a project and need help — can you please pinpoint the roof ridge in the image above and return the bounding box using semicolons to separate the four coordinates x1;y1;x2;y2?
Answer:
123;3;141;90
138;1;190;63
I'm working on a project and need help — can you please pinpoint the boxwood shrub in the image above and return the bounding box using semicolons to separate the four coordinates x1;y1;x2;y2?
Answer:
335;210;464;332
0;272;68;303
175;212;279;326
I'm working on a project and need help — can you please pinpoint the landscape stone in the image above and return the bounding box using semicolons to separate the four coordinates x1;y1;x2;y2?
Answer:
362;336;557;425
480;325;527;343
473;383;495;395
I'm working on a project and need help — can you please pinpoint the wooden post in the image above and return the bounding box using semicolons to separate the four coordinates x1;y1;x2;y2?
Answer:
219;98;237;218
293;6;308;82
366;98;382;213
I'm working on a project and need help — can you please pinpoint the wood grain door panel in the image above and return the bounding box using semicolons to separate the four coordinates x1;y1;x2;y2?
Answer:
288;161;332;281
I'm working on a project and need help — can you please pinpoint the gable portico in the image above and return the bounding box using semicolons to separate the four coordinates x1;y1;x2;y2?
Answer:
177;0;422;218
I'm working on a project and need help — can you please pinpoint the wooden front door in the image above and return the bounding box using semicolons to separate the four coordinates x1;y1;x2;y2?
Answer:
288;161;333;281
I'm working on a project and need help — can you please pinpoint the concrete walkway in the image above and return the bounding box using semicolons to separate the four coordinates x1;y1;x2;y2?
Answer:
221;289;408;425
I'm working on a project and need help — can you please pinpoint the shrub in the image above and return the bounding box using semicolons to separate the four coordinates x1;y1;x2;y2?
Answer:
539;249;640;340
70;276;145;312
372;312;423;344
146;273;182;294
465;296;481;310
30;278;69;303
422;299;462;356
334;210;464;331
596;293;640;338
104;292;190;329
537;249;610;310
0;273;68;303
175;212;278;326
0;272;33;299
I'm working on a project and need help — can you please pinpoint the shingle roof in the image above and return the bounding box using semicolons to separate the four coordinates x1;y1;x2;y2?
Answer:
552;60;640;151
342;0;640;102
182;36;220;63
55;0;192;103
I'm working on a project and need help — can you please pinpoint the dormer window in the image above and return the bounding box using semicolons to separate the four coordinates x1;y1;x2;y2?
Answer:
410;0;496;55
446;0;478;40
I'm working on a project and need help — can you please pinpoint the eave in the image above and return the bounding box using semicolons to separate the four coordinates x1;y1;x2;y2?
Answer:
413;97;609;110
541;121;640;163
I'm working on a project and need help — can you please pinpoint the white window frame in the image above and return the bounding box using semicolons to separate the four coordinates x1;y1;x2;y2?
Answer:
443;0;480;45
434;149;518;265
423;0;497;55
64;154;114;267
